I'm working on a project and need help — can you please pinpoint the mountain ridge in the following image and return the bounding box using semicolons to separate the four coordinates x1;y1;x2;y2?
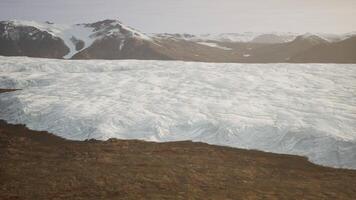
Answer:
0;19;355;63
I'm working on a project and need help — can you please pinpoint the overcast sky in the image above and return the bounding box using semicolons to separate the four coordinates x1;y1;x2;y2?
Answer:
0;0;355;34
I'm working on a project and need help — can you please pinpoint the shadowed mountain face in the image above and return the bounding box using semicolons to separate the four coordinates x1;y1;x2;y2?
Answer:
234;35;330;63
73;19;171;60
0;22;69;58
290;36;356;63
0;19;355;63
72;37;170;60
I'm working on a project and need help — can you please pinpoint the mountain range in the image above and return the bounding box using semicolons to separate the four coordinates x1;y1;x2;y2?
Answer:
0;19;355;63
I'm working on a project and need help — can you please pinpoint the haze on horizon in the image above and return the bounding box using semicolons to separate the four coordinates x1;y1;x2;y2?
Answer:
0;0;355;34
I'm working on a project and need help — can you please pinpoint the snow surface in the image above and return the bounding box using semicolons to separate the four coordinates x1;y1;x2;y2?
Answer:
197;42;232;50
0;56;356;169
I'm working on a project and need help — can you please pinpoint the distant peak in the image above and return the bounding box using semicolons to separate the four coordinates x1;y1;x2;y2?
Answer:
86;19;123;27
294;33;328;44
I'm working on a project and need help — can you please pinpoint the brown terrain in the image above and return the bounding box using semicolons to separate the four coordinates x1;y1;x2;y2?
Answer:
0;89;18;93
1;89;356;199
290;36;356;63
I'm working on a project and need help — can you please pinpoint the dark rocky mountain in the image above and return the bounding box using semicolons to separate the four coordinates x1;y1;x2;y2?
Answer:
72;37;170;60
71;20;170;60
290;35;356;63
0;19;355;63
0;21;69;58
234;34;330;63
0;19;167;60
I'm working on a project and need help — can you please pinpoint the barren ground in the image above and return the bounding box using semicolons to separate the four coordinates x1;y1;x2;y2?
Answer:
1;89;356;199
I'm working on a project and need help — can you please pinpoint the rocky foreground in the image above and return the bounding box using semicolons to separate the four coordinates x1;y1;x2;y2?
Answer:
1;89;356;199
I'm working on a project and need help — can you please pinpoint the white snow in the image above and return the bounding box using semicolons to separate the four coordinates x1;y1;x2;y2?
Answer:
300;32;356;43
197;42;232;50
11;20;97;59
119;40;125;51
185;33;262;43
339;31;356;41
112;21;152;41
0;56;356;169
196;33;265;42
154;32;299;43
9;20;152;59
154;32;356;43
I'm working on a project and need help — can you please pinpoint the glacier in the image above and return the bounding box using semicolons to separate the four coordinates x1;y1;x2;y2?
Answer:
0;56;355;169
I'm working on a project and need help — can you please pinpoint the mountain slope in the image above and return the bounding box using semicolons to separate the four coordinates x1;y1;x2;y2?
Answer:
72;37;170;60
154;32;297;43
0;19;355;63
0;19;159;60
0;21;69;58
71;20;171;60
238;34;330;62
290;36;356;63
251;33;298;44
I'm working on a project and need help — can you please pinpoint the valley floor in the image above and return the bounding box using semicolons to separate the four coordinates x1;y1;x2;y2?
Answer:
1;100;356;199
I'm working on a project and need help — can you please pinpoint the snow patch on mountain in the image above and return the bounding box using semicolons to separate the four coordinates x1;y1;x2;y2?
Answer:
197;42;232;50
301;32;356;43
153;32;298;43
0;56;355;169
114;21;151;41
5;20;152;59
340;31;356;41
153;32;356;44
11;20;96;59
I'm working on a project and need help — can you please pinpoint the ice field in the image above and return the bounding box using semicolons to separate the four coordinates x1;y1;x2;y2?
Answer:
0;56;355;169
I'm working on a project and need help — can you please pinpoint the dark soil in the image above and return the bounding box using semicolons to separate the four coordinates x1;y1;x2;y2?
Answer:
0;89;18;93
1;90;356;199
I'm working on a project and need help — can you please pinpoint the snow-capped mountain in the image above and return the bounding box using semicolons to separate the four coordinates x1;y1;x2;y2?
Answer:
0;19;153;59
153;32;298;43
342;31;356;40
153;32;356;44
151;33;196;41
313;32;356;42
153;32;262;42
0;19;355;63
290;34;356;63
0;20;69;58
296;33;330;45
250;33;298;44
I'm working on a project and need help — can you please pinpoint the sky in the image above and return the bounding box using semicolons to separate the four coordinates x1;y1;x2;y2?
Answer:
0;0;355;34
